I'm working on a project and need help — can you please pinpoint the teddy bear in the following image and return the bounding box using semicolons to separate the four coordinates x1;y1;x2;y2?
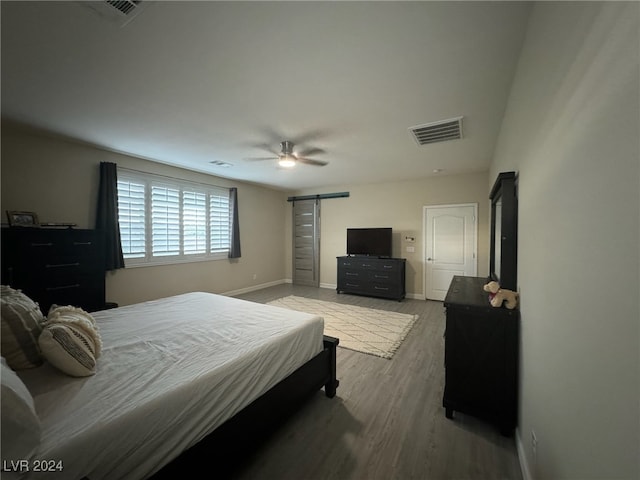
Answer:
483;280;519;309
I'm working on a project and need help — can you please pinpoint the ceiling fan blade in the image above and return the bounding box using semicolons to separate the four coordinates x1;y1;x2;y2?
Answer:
297;147;326;157
296;157;328;167
243;156;278;161
291;129;331;145
248;142;280;155
253;127;331;146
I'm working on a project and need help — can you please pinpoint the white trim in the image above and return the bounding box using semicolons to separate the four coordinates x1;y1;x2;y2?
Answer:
117;168;232;267
405;292;425;300
516;428;533;480
118;166;230;191
422;203;478;300
221;279;286;297
229;279;427;301
121;253;228;269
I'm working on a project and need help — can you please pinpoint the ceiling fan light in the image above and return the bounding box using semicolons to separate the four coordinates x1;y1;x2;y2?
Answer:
278;155;296;168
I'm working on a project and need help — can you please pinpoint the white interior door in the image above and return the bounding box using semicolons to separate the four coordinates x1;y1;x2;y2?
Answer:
424;204;477;301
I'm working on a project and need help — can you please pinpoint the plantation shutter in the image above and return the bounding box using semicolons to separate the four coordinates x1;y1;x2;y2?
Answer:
117;179;146;259
210;193;230;253
116;168;236;266
151;185;180;256
183;190;207;254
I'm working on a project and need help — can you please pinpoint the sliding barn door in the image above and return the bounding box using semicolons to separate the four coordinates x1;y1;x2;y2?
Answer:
292;199;320;287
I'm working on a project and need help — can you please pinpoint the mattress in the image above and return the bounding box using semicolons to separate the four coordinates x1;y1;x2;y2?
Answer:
14;292;324;480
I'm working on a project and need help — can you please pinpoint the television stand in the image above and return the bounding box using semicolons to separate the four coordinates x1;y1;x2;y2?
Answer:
336;256;406;301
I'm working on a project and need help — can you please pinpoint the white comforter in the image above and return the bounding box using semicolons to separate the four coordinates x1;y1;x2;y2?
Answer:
15;292;324;480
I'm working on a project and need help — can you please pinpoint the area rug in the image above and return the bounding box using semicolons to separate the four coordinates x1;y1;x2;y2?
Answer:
266;296;418;359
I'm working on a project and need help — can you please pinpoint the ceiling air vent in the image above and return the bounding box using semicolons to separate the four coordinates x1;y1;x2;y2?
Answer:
83;0;148;26
409;116;463;146
106;0;140;16
209;160;233;168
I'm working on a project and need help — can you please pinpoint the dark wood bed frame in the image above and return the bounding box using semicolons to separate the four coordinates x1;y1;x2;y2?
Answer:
3;228;340;478
148;335;339;479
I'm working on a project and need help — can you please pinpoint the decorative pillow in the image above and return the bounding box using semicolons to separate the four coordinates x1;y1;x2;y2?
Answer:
39;306;102;377
1;357;42;462
0;285;44;370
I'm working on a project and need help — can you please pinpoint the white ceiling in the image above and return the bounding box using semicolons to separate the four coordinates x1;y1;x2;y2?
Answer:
1;1;531;191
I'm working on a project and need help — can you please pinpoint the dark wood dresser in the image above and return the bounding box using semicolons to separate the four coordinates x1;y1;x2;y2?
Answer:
336;256;406;301
443;275;519;435
1;227;106;313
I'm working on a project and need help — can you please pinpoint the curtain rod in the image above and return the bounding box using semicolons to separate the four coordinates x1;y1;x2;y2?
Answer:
287;192;350;202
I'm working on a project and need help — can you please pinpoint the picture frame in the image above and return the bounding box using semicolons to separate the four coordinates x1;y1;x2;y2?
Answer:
6;210;40;227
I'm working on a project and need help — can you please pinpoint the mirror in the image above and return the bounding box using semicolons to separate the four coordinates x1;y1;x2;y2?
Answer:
489;172;517;291
493;196;502;281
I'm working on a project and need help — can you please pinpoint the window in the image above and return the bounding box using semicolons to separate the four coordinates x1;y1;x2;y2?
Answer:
116;168;232;266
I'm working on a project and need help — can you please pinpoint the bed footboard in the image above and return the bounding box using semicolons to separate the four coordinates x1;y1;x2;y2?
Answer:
323;335;340;398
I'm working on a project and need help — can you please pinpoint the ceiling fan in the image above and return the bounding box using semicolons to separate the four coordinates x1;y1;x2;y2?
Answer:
245;140;328;168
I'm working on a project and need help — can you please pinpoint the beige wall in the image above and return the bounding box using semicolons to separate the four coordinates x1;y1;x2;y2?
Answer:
490;2;639;479
286;172;490;298
1;124;289;305
2;124;490;305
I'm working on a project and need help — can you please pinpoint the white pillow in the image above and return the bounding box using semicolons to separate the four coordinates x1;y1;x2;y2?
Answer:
39;306;102;377
1;357;41;462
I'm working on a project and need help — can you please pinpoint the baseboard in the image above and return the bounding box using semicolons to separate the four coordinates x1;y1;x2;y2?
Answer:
227;280;426;301
516;427;533;480
284;279;334;290
405;292;424;300
222;279;287;297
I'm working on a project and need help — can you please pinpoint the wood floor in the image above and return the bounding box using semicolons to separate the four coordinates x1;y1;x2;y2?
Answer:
227;284;523;480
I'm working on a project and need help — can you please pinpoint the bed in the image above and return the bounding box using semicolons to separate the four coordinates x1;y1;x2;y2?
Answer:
1;290;339;480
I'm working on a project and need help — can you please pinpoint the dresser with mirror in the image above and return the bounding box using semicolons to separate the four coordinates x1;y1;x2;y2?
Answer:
442;171;519;435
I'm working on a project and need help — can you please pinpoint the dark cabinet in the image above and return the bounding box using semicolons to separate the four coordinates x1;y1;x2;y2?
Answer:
443;275;519;435
1;228;106;313
336;256;406;301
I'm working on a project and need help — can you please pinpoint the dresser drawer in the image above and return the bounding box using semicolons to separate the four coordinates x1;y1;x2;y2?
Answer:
368;270;396;282
355;260;379;270
369;282;395;296
372;260;401;272
340;279;370;294
338;269;364;280
39;285;105;313
337;258;357;269
40;267;103;285
352;259;401;272
11;230;100;259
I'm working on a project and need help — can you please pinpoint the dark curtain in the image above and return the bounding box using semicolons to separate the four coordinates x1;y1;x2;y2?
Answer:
228;187;241;259
96;162;125;270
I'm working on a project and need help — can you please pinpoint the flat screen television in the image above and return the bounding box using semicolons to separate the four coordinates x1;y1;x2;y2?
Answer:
347;227;392;258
